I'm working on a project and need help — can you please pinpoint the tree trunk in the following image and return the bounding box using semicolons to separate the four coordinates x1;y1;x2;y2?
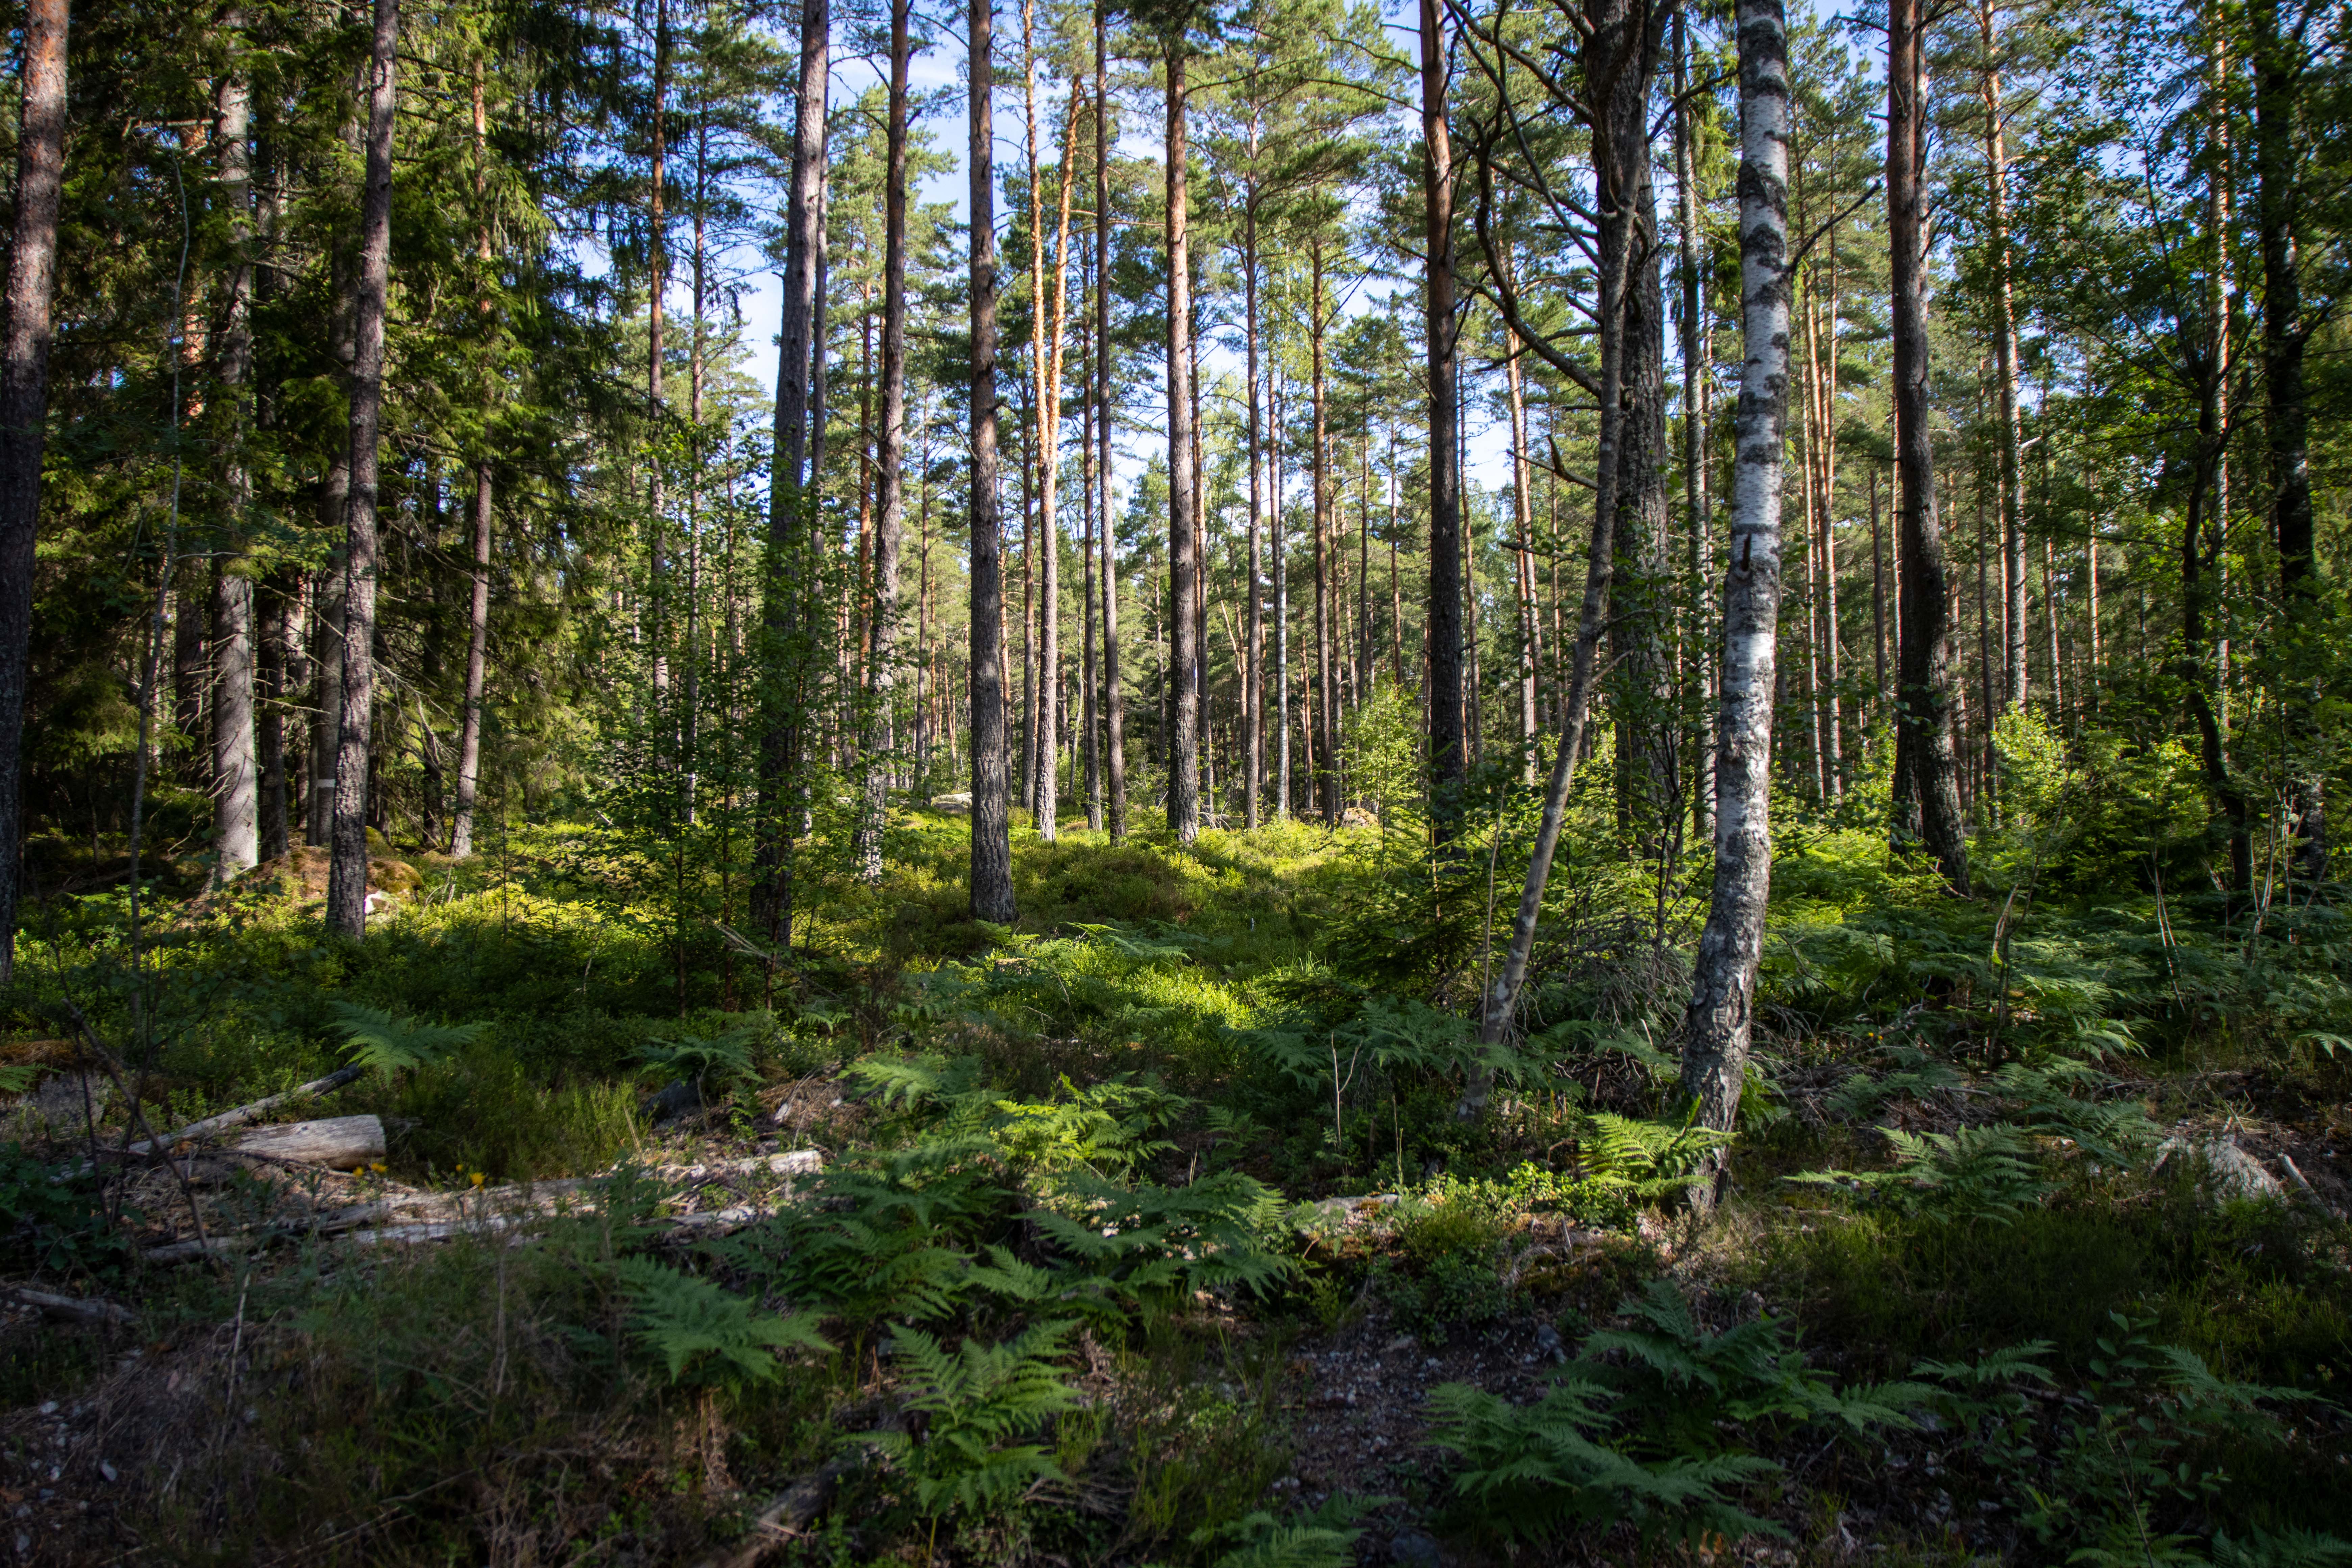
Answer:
1310;240;1339;826
0;0;66;980
1163;42;1200;844
856;0;914;885
1981;0;2028;717
1460;0;1652;1116
1886;0;1969;893
1243;193;1264;830
325;0;399;939
451;60;496;860
1680;0;1795;1188
1420;0;1465;829
760;0;830;957
1505;327;1538;785
969;0;1016;919
1674;1;1715;845
1095;14;1126;842
1028;63;1080;842
211;33;260;881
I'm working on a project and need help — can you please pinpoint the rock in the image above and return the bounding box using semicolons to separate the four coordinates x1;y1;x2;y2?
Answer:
1383;1333;1417;1354
1389;1529;1442;1567
1533;1322;1566;1362
645;1078;706;1124
1340;805;1379;829
2155;1136;2286;1204
928;791;973;814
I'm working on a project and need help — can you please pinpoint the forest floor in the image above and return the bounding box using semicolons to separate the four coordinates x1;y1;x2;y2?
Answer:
1;807;2348;1567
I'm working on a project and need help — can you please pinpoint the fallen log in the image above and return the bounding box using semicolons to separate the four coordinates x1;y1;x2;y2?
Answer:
125;1064;368;1157
3;1285;138;1327
170;1115;387;1180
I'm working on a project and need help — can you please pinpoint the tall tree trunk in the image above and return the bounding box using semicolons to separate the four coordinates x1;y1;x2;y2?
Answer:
1082;316;1101;829
1163;41;1200;844
1673;0;1715;844
856;0;914;885
1272;369;1290;817
1420;0;1465;828
326;0;399;938
2251;0;2321;876
1096;10;1126;843
258;570;296;862
1243;191;1264;830
211;29;260;881
1461;0;1652;1115
760;0;830;958
970;0;1016;918
1028;66;1080;840
1981;0;2028;717
0;0;66;979
1886;0;1969;893
1505;320;1539;784
1680;0;1795;1187
451;59;495;858
1310;239;1339;825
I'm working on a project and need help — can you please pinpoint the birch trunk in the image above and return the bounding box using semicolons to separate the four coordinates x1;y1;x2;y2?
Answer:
1680;0;1795;1186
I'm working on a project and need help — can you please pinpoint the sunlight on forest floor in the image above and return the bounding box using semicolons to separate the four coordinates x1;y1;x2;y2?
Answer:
3;808;2349;1566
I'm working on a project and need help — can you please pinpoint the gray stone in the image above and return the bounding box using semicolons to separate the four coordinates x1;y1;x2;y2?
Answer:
1390;1529;1442;1567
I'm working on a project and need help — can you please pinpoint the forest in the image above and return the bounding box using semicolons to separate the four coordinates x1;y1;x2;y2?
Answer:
0;0;2347;1557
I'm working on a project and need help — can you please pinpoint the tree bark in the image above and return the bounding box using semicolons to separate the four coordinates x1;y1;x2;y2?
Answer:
1673;1;1715;846
0;0;66;981
1163;42;1200;844
1310;239;1339;826
325;0;399;939
760;0;830;956
970;0;1016;919
1095;13;1126;842
856;0;915;885
211;30;260;881
1028;68;1080;841
451;60;496;859
1981;0;2028;717
1680;0;1795;1188
1886;0;1969;893
1243;189;1264;830
1420;0;1465;829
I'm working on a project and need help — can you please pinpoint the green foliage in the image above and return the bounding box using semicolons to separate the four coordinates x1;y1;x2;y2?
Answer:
1788;1123;2058;1224
328;1000;485;1076
609;1256;831;1392
632;1029;756;1089
1434;1279;1924;1546
1195;1495;1384;1568
0;1142;129;1273
863;1322;1081;1520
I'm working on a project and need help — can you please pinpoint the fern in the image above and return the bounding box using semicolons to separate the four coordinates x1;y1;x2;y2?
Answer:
1027;1170;1296;1314
1429;1379;1785;1545
610;1257;831;1391
1579;1111;1730;1199
2211;1528;2352;1568
863;1321;1080;1518
634;1029;755;1089
1788;1123;2054;1224
327;1001;482;1075
1195;1496;1385;1568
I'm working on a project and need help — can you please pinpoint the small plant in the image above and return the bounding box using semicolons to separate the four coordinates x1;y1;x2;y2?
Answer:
1788;1122;2056;1224
633;1029;755;1094
863;1321;1081;1520
1192;1495;1385;1568
610;1256;831;1392
329;1001;484;1076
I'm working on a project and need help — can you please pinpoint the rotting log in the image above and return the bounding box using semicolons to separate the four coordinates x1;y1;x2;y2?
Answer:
3;1285;137;1327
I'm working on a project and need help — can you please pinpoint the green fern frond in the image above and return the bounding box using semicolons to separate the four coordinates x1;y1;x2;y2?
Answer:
327;1001;482;1075
610;1257;831;1390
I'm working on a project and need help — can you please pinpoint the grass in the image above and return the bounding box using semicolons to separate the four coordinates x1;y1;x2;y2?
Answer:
3;801;2349;1564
